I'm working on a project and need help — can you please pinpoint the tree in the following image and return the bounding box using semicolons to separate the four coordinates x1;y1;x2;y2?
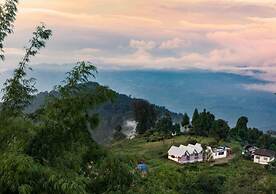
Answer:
27;62;115;165
181;113;190;127
1;24;52;116
0;1;116;192
191;109;215;136
210;119;230;140
155;113;173;135
230;116;249;140
191;108;199;126
172;123;181;135
90;155;137;194
0;0;18;60
247;128;263;144
235;116;248;130
133;99;157;134
257;134;273;149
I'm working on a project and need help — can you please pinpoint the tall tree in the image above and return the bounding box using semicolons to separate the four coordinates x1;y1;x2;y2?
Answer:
231;116;249;140
192;108;199;126
235;116;248;130
181;113;190;127
155;113;173;135
133;99;157;134
191;109;215;136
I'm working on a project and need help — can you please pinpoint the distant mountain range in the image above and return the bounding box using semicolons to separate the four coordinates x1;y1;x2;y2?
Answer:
3;67;275;132
27;82;183;144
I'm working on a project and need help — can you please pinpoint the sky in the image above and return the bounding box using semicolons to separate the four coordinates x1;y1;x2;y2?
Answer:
1;0;276;92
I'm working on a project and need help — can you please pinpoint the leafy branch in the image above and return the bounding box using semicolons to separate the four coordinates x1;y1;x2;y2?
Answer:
0;0;18;61
1;24;52;116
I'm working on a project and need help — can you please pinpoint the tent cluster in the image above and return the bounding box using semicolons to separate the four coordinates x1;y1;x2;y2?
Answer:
168;143;233;164
168;143;203;164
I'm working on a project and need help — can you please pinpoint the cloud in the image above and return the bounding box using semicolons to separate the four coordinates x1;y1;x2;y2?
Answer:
243;83;276;93
129;40;156;51
1;0;276;92
159;38;187;49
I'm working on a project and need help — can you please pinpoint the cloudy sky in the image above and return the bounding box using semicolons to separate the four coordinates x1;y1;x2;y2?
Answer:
1;0;276;92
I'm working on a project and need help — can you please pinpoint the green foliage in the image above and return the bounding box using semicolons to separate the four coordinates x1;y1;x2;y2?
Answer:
155;114;180;136
230;116;249;140
235;116;248;130
90;155;137;194
191;109;215;136
0;2;117;193
1;24;52;116
110;135;276;194
0;152;89;194
173;123;181;135
27;62;115;165
210;119;230;140
155;114;173;135
266;160;276;175
192;108;199;126
0;0;18;60
181;113;190;127
190;109;232;141
179;173;226;194
0;62;114;193
231;116;276;151
133;99;157;134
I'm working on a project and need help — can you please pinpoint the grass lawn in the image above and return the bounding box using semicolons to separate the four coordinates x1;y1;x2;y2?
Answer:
108;135;276;193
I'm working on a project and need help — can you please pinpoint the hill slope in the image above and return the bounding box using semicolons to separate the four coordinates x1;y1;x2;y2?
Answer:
27;82;183;144
109;135;276;193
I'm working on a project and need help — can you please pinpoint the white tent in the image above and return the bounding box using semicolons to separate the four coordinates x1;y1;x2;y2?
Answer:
168;143;203;163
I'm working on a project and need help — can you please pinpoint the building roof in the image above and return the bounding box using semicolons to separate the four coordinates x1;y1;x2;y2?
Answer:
168;145;185;158
254;149;275;157
207;145;230;153
168;143;203;157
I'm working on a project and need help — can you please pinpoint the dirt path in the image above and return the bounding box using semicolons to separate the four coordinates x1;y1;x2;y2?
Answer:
210;154;236;166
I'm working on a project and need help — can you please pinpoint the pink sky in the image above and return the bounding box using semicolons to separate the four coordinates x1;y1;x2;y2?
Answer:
1;0;276;92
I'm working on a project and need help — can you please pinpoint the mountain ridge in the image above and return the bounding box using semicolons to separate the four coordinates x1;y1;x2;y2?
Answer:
27;82;183;144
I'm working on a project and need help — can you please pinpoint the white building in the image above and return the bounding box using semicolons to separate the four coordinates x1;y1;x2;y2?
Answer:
206;146;231;161
168;143;203;164
253;149;275;165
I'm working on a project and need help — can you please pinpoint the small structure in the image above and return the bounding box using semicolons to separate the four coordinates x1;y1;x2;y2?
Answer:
168;143;203;164
242;145;258;158
205;146;231;161
253;149;275;165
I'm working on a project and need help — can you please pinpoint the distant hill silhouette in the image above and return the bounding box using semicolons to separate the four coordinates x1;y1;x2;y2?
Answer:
27;82;183;144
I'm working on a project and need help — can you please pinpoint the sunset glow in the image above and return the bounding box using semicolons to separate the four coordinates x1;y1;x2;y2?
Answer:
2;0;276;91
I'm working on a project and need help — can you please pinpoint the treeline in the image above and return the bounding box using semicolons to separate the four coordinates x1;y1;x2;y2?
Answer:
132;99;181;138
133;101;276;151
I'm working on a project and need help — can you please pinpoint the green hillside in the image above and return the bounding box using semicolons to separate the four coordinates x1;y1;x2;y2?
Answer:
109;135;276;194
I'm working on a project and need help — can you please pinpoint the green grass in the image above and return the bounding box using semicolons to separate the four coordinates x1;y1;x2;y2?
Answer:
109;135;276;193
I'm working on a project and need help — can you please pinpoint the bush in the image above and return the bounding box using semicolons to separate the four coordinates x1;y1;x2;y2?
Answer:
91;154;138;194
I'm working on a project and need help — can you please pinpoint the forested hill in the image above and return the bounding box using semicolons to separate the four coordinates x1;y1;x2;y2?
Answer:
27;82;183;144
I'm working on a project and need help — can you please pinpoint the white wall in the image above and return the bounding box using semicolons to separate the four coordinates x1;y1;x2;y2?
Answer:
254;155;275;165
168;155;179;163
213;151;227;159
